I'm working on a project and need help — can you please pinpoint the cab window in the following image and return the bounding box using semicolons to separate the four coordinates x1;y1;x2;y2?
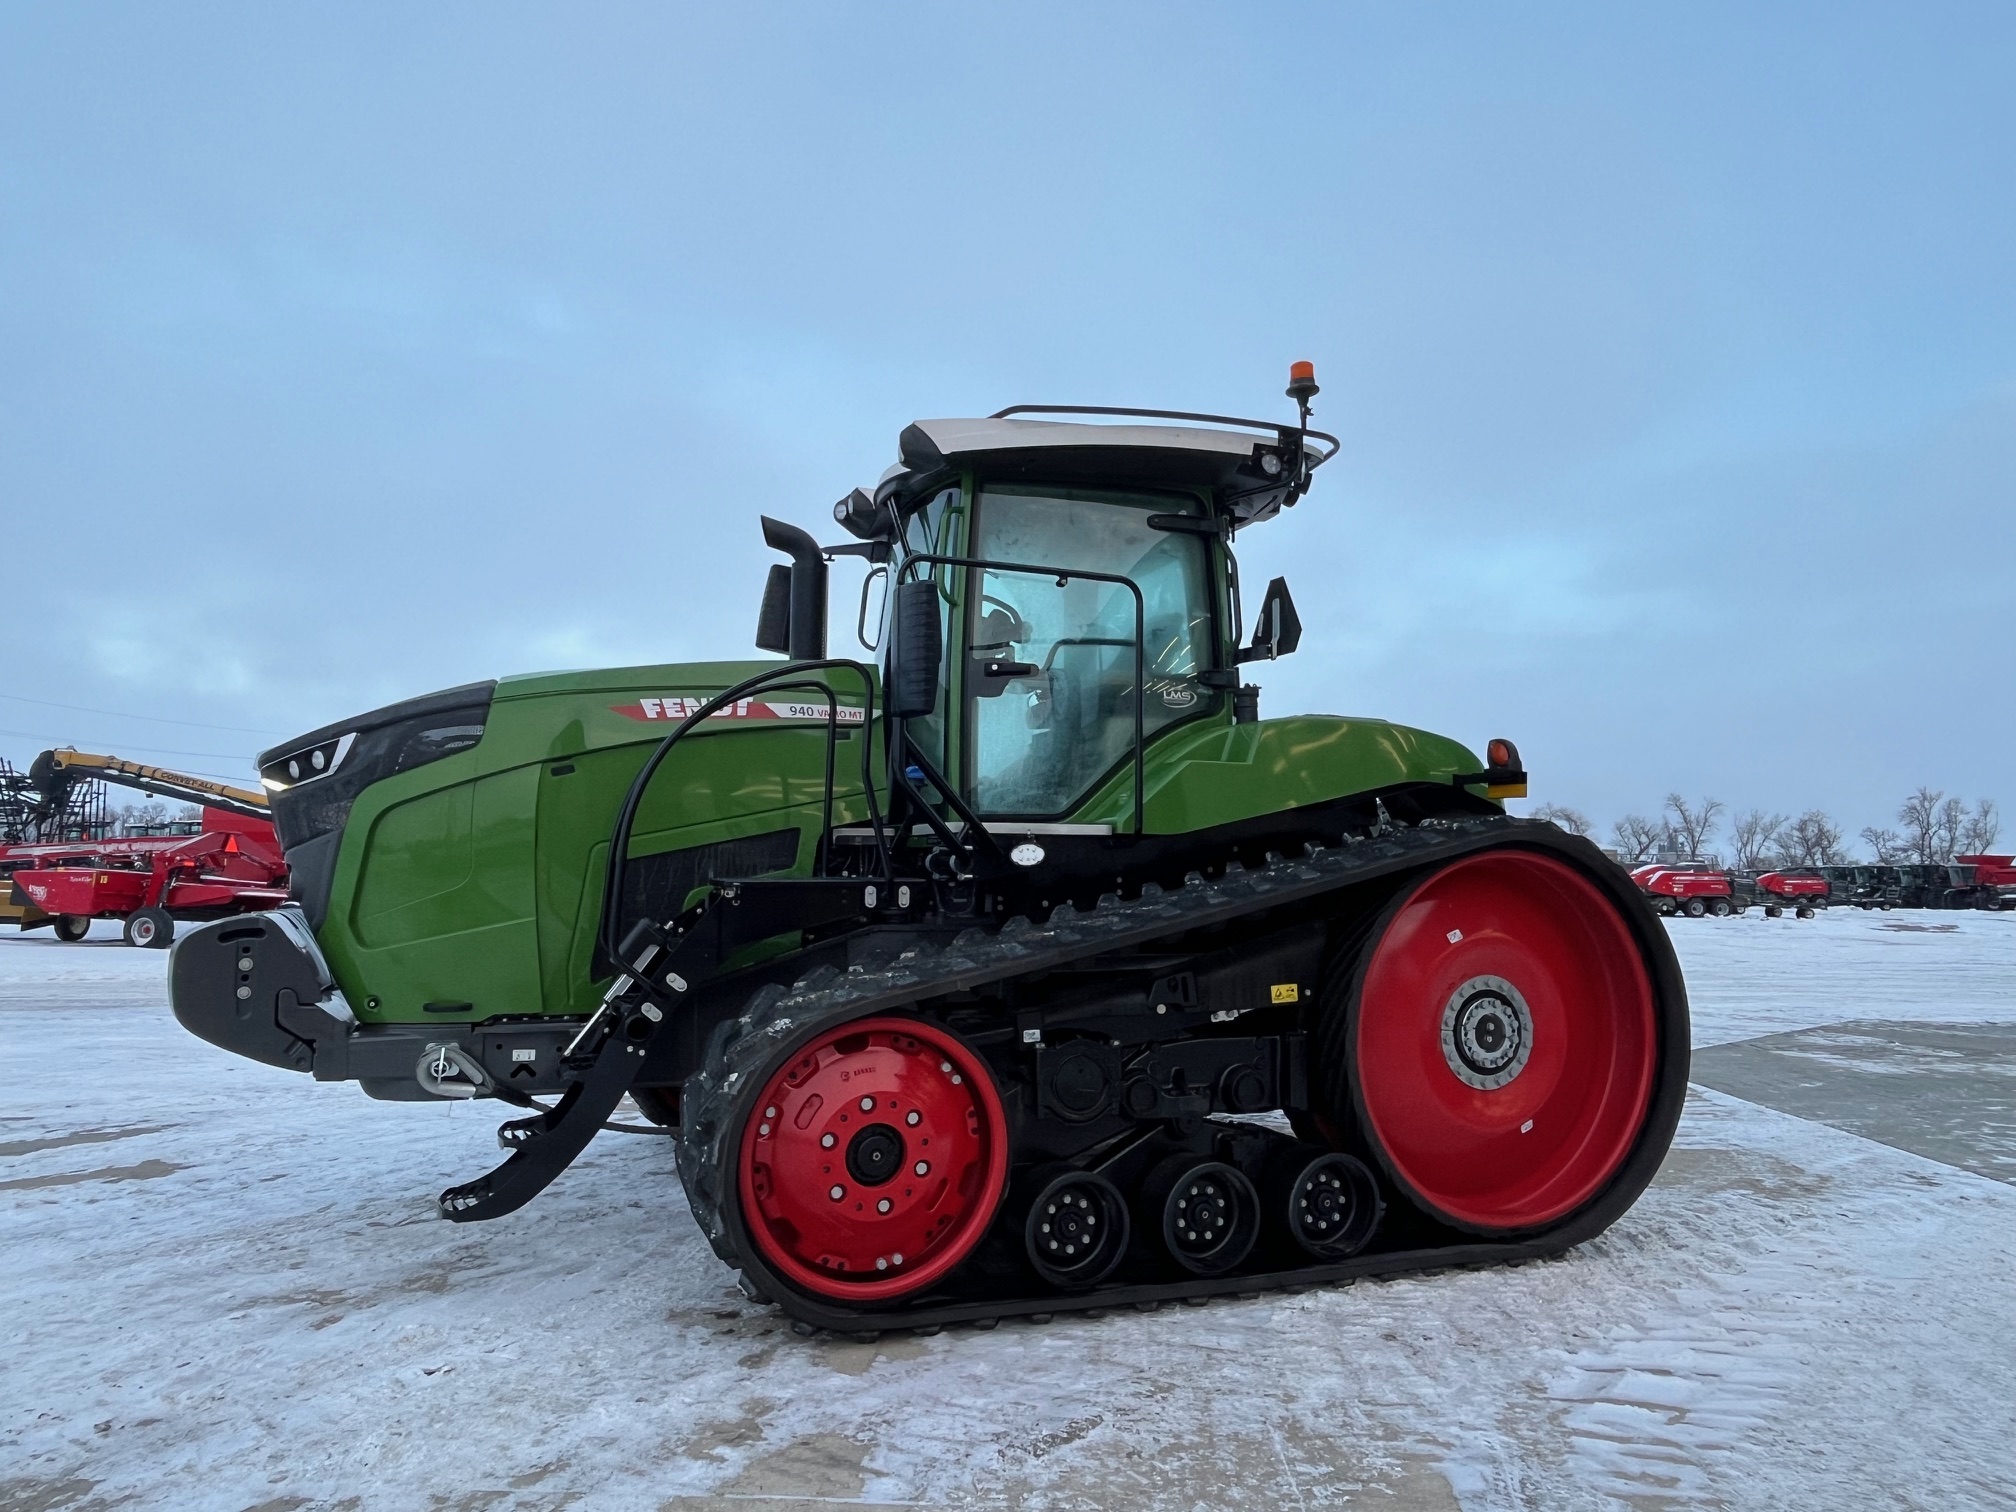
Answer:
964;486;1216;817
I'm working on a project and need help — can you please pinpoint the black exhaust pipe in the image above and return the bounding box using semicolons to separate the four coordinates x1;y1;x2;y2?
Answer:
759;516;828;660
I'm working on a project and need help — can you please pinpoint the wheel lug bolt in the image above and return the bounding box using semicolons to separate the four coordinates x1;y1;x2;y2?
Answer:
821;1133;835;1148
914;1161;929;1176
877;1198;892;1213
829;1185;845;1201
859;1096;875;1112
906;1110;920;1126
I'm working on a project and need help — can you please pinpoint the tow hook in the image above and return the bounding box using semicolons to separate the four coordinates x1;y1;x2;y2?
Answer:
418;1042;489;1098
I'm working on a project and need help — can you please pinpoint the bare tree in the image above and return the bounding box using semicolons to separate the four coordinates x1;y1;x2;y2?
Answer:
1612;813;1662;861
1859;826;1909;863
1934;797;1970;862
1898;787;1945;864
1959;799;2001;856
1531;803;1593;837
1662;793;1724;861
1728;810;1788;870
1775;809;1849;867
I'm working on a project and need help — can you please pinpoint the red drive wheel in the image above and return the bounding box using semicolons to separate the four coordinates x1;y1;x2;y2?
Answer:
735;1016;1009;1302
1348;850;1657;1233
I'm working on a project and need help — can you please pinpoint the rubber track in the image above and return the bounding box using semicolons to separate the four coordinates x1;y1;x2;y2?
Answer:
674;815;1682;1335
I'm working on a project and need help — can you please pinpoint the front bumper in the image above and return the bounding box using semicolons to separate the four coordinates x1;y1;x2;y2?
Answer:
169;907;582;1100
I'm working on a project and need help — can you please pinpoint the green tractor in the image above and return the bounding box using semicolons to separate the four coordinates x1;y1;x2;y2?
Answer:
172;365;1688;1330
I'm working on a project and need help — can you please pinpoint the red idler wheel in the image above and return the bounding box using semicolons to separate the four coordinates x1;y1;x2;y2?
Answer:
735;1016;1009;1302
1347;849;1657;1233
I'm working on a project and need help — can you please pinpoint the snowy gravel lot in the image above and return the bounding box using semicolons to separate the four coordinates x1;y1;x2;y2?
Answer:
5;910;2015;1511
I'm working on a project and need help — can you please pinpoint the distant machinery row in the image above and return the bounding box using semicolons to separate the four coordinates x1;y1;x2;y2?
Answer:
1631;856;2016;918
0;749;287;947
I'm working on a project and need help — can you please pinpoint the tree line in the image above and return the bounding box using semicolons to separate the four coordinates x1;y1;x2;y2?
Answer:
1529;788;2001;869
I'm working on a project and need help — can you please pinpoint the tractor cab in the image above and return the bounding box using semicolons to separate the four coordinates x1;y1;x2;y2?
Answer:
743;383;1338;893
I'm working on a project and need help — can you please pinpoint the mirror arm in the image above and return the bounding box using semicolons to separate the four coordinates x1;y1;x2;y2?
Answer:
821;540;892;562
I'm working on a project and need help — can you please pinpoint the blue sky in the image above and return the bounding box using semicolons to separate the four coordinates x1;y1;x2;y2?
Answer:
2;4;2010;846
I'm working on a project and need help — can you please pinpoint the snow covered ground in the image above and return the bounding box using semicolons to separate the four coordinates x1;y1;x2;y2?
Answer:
4;910;2014;1512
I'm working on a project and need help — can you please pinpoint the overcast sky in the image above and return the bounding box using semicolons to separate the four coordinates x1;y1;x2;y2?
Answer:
3;4;2010;847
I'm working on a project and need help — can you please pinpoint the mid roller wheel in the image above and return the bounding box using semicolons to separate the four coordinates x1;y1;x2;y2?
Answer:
731;1015;1009;1305
1138;1155;1259;1276
1022;1166;1129;1289
1325;848;1668;1235
1263;1146;1381;1260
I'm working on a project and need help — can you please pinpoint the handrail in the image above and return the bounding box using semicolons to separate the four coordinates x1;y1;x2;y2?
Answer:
598;660;887;966
987;404;1340;468
897;552;1147;838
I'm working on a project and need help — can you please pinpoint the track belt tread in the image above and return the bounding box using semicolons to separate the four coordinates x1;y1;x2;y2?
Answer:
676;815;1678;1333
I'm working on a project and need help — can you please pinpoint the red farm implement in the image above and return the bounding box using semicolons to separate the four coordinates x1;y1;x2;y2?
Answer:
1;750;287;947
1747;871;1829;918
1629;863;1736;917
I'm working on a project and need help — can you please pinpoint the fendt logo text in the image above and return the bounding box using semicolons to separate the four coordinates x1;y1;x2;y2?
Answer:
610;696;866;725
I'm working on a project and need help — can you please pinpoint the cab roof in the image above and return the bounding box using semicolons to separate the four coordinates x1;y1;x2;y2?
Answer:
875;408;1337;528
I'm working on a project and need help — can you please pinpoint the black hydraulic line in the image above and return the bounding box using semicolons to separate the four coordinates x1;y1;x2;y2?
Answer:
484;1078;674;1137
598;660;888;968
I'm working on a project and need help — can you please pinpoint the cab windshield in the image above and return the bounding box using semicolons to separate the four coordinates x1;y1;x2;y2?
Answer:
964;486;1217;817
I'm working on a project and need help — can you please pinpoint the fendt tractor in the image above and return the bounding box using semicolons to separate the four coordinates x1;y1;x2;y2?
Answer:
170;367;1689;1332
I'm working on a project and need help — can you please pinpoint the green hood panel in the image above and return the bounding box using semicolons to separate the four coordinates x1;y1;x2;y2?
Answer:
319;661;877;1026
1073;715;1483;833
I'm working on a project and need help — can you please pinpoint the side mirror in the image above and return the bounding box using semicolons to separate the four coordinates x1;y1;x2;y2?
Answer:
887;579;943;718
1235;576;1302;663
755;564;793;655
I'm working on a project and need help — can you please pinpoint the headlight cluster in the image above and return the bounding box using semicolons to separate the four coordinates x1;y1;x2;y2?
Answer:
257;682;497;852
260;733;356;790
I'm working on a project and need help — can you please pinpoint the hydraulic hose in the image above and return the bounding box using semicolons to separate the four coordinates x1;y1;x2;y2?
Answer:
596;659;888;969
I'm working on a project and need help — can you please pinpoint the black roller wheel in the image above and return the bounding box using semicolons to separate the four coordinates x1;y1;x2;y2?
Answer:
1709;898;1731;918
1765;904;1783;918
1683;897;1707;918
123;908;174;949
1796;905;1815;919
53;914;90;942
1022;1166;1129;1289
1263;1146;1381;1260
1138;1155;1259;1276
